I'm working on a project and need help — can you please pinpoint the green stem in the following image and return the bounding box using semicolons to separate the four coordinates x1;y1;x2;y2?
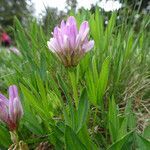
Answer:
68;69;79;109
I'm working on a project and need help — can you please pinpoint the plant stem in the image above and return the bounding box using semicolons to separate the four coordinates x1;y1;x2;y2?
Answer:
68;69;79;109
10;130;19;144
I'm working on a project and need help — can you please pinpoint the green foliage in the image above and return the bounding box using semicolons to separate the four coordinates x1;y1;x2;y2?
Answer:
136;134;150;150
0;125;11;148
0;6;150;149
107;131;134;150
65;126;87;150
41;7;65;35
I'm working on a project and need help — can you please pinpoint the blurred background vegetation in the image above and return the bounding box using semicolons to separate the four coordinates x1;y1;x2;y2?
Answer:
0;0;149;38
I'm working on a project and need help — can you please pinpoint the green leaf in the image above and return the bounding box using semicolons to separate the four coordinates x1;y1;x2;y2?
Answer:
117;118;127;140
107;131;134;150
69;71;79;108
0;125;11;148
77;89;89;132
136;134;150;150
78;126;98;150
86;69;97;105
143;125;150;139
104;12;116;51
14;17;30;54
108;96;119;142
65;126;87;150
92;56;99;85
124;31;133;63
125;100;136;130
20;84;48;120
97;57;110;107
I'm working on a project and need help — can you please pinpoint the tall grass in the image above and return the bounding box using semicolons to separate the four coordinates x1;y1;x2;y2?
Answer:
0;7;149;149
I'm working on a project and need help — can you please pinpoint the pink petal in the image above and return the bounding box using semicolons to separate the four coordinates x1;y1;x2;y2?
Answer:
0;99;9;123
75;34;82;49
9;85;18;102
60;20;66;30
82;40;94;52
79;21;89;42
8;85;23;124
47;38;60;53
8;96;15;123
63;35;70;51
11;97;23;123
54;29;64;50
79;21;89;35
0;94;9;106
68;21;78;49
53;27;60;38
81;28;89;42
67;16;76;26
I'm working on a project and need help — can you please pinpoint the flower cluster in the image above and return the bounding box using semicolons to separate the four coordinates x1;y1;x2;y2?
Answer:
0;85;23;131
47;16;94;67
